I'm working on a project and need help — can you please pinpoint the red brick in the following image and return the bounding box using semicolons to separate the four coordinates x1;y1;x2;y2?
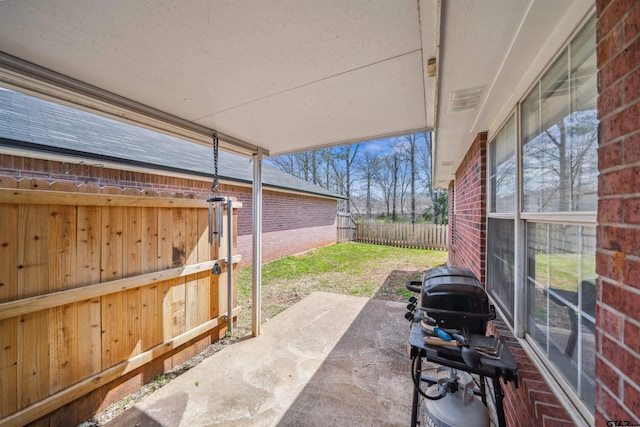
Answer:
624;2;640;43
597;250;619;279
541;417;574;427
601;167;636;195
602;281;640;319
534;402;563;421
623;380;640;415
600;199;624;223
598;22;625;68
601;330;627;372
598;382;638;423
626;134;640;164
624;320;640;354
600;141;623;170
599;0;638;43
601;225;623;252
0;154;15;169
601;226;640;257
599;81;624;118
597;304;623;338
624;258;640;287
600;36;640;91
602;102;640;142
598;354;622;394
597;0;616;22
528;389;560;406
624;67;640;103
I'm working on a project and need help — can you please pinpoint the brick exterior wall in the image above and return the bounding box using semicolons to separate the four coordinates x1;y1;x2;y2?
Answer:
595;0;640;424
237;189;338;266
448;132;487;284
0;153;338;268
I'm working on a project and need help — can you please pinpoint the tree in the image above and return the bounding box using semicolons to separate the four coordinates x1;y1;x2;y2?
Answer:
400;134;419;224
373;154;394;218
354;152;380;218
329;144;361;213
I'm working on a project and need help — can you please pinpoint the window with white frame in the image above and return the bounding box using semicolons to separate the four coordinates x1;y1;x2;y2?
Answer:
487;14;597;418
488;114;516;322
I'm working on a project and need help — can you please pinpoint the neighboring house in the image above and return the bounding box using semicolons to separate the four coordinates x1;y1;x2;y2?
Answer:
0;88;344;268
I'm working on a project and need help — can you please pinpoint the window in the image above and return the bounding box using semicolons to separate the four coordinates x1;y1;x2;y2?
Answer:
487;218;515;322
489;115;517;213
526;223;596;410
486;14;597;420
487;114;517;322
521;15;598;417
521;18;598;213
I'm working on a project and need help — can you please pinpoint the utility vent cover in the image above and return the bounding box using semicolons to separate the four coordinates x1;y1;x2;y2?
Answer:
449;86;485;113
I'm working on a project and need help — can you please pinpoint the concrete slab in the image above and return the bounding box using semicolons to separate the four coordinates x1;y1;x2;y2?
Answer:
108;292;417;426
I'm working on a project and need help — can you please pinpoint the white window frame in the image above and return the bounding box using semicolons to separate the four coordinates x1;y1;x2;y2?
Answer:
485;12;597;425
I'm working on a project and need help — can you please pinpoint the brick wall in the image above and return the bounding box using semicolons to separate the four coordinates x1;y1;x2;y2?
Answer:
237;189;338;266
595;0;640;424
489;320;575;427
448;132;487;284
0;153;339;268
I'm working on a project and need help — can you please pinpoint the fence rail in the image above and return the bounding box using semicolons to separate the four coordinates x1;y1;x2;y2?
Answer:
355;222;448;250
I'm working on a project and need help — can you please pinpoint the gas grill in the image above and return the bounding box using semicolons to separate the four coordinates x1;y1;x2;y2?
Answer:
405;266;518;427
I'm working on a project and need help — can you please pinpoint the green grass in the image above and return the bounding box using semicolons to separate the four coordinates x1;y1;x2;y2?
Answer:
235;242;448;336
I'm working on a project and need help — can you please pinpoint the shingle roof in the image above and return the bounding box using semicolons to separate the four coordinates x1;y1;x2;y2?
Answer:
0;88;343;199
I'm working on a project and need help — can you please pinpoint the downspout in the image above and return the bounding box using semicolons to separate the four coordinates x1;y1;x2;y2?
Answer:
252;150;264;337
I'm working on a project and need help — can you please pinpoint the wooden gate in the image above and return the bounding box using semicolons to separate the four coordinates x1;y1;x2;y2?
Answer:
337;212;356;242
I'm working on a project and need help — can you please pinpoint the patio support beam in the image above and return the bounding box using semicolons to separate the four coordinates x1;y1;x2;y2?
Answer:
252;149;264;336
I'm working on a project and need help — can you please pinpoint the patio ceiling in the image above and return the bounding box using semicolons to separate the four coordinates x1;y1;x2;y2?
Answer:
0;0;593;188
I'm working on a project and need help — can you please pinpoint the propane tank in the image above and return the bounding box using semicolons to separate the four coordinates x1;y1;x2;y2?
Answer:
424;371;490;427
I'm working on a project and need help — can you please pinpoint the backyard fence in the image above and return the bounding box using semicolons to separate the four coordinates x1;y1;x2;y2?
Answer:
0;176;240;427
355;222;448;250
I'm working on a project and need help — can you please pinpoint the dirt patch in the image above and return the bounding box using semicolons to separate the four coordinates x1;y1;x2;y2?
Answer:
374;270;424;302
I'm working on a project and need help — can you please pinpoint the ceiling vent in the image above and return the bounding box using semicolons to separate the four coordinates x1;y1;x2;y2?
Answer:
449;86;485;113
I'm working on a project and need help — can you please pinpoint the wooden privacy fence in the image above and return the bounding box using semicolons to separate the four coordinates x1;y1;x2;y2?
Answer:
0;176;240;427
355;222;448;250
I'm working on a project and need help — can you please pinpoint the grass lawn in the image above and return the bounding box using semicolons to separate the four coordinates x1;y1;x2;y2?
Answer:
234;241;448;336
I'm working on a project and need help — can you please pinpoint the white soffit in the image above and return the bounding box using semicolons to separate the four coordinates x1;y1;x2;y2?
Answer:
432;0;594;187
0;0;433;156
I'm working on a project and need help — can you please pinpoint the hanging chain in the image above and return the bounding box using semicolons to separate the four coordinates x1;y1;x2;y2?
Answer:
211;133;219;192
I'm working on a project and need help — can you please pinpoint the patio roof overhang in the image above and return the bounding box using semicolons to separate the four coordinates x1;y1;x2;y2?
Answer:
0;0;595;337
0;0;593;187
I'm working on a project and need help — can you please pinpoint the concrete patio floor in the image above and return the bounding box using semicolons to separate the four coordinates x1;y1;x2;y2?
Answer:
107;292;421;426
